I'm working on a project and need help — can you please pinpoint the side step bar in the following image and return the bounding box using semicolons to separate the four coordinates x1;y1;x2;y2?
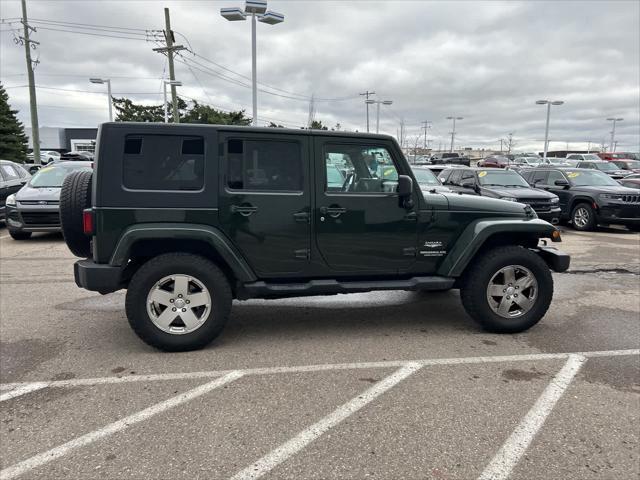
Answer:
238;276;456;300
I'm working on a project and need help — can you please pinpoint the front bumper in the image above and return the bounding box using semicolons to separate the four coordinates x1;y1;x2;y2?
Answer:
596;203;640;226
535;207;562;225
5;205;61;232
74;259;123;293
535;246;571;273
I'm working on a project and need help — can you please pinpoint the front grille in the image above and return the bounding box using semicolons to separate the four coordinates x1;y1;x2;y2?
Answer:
621;195;639;203
18;200;59;206
20;212;60;225
519;198;553;212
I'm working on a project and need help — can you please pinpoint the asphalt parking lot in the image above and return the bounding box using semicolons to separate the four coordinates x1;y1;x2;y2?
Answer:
0;226;638;480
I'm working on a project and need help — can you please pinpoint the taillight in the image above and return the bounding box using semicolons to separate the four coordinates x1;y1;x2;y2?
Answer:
82;209;95;236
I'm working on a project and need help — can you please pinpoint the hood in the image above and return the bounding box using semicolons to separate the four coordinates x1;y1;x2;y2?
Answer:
480;186;555;199
444;192;530;216
420;184;452;194
572;185;639;194
15;185;61;201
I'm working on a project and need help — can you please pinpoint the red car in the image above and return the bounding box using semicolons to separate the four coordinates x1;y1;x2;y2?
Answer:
598;152;638;161
477;155;510;168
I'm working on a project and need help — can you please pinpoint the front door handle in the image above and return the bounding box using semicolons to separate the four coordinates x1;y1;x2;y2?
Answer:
320;206;347;218
293;212;310;223
404;211;418;221
231;204;258;217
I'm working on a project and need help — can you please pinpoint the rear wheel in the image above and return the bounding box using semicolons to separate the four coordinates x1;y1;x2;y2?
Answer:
9;230;32;240
571;202;596;231
125;253;232;351
60;170;93;257
460;246;553;333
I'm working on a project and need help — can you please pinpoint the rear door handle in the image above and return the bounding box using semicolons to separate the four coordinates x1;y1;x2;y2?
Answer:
320;206;347;217
231;204;258;217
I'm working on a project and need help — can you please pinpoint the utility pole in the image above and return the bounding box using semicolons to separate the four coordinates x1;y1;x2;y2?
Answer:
421;120;431;150
359;91;375;133
153;8;185;123
20;0;40;164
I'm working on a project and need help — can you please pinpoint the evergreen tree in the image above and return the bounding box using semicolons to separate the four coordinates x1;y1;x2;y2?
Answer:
0;83;29;162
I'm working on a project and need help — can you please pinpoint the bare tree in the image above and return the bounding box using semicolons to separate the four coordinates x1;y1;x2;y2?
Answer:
502;132;516;154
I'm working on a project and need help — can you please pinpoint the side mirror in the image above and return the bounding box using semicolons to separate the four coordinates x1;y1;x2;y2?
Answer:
397;175;413;197
554;179;569;187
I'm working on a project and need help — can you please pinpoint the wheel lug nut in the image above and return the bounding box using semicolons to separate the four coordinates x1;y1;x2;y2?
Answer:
186;300;190;304
170;299;174;303
178;294;183;298
515;294;518;297
172;307;176;311
182;308;186;312
503;289;506;293
506;295;510;299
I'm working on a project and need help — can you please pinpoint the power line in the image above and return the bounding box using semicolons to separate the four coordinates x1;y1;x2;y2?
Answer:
31;26;156;41
27;17;157;33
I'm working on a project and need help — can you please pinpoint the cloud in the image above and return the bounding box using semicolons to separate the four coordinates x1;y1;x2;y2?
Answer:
1;0;638;151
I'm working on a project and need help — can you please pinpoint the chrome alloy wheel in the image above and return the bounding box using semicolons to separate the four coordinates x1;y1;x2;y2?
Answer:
486;265;538;318
146;274;212;334
573;207;590;228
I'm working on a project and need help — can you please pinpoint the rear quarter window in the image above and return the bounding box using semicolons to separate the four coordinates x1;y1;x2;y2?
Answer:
123;135;205;191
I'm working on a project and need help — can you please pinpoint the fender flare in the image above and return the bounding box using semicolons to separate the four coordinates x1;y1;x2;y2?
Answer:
109;223;257;282
437;218;557;277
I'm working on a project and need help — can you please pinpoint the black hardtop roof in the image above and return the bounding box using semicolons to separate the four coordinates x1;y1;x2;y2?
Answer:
101;122;396;142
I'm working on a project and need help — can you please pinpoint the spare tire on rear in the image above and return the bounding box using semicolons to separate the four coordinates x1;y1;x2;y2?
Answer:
60;170;93;258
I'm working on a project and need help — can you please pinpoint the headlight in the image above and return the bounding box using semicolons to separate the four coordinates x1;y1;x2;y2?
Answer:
600;193;622;200
500;196;517;202
5;194;16;206
550;197;559;204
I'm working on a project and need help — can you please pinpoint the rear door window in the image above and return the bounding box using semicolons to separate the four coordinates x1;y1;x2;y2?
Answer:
123;135;205;191
1;164;20;181
226;138;303;192
447;169;463;185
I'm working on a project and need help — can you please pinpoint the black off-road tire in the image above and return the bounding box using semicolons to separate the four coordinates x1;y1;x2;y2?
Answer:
570;202;596;231
60;170;93;257
9;229;32;240
125;253;232;352
460;245;553;333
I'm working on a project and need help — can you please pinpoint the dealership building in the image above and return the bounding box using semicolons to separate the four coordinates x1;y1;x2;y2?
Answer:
25;127;98;154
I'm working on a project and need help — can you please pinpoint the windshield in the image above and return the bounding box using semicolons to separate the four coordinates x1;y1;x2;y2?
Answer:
412;168;440;185
478;170;529;187
617;160;640;169
593;162;617;171
567;170;620;187
29;163;91;188
581;154;601;161
612;153;638;160
548;158;566;164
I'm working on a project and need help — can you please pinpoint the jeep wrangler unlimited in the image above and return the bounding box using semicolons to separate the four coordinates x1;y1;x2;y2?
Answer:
60;123;569;351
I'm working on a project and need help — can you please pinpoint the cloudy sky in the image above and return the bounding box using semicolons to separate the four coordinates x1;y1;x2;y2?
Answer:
1;0;639;152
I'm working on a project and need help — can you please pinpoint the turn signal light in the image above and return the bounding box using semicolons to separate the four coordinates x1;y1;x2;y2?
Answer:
82;209;95;236
551;229;561;242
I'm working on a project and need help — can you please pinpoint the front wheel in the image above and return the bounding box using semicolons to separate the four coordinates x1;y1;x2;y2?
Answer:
460;246;553;333
125;253;232;351
571;202;596;231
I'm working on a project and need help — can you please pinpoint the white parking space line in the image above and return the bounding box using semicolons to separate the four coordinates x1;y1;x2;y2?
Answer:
0;383;48;402
1;349;638;395
477;354;586;480
0;371;244;480
0;234;10;240
230;362;422;480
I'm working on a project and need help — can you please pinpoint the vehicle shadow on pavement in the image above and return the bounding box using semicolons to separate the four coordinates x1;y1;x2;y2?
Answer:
222;290;475;343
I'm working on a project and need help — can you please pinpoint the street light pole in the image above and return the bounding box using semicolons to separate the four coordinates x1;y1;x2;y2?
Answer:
606;117;623;152
447;116;463;152
536;100;564;160
221;1;284;127
366;99;392;134
89;78;113;122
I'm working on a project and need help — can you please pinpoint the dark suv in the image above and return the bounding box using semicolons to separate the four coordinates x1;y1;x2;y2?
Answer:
60;123;569;351
440;167;561;224
520;168;640;231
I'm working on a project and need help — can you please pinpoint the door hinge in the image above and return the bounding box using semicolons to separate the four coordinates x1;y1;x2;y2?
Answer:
294;249;310;260
403;247;417;257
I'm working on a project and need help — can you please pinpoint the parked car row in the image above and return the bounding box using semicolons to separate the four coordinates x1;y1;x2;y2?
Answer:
3;161;93;239
432;164;640;232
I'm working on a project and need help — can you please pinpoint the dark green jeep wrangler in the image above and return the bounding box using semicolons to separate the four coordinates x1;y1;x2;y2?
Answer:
60;123;569;351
